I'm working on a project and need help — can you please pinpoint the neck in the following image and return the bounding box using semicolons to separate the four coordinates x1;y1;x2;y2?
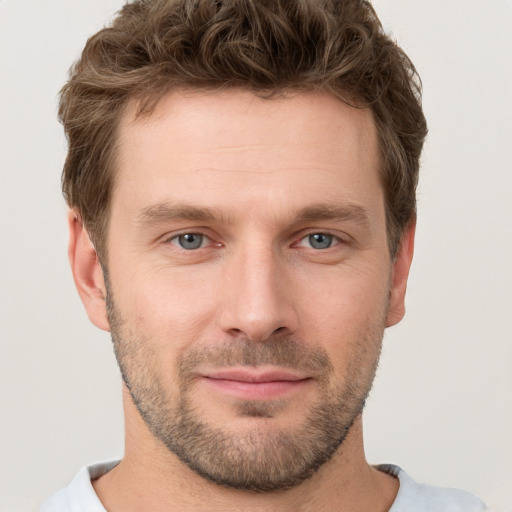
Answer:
93;396;398;512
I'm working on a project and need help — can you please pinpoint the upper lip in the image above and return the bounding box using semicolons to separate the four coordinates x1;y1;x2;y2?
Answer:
202;368;310;383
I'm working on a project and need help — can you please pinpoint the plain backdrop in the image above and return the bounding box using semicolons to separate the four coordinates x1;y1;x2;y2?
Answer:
0;1;511;511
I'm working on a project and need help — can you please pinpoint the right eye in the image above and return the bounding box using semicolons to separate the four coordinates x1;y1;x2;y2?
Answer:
169;233;208;250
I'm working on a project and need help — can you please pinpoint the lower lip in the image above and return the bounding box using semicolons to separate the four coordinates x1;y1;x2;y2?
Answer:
202;377;311;400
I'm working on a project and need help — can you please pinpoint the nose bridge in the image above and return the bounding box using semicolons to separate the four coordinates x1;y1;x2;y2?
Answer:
219;237;297;341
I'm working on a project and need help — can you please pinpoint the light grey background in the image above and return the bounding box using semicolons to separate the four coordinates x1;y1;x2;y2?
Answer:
0;1;511;510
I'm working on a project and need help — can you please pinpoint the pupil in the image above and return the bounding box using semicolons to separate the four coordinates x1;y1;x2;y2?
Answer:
179;234;202;249
310;233;332;249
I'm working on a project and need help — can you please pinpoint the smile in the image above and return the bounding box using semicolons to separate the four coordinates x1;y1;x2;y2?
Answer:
201;369;312;400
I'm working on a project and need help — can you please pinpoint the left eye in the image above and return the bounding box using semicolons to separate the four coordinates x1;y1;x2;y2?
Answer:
170;233;207;250
299;233;338;250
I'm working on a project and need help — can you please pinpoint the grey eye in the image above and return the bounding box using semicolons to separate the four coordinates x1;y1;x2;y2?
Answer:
176;233;204;250
308;233;333;249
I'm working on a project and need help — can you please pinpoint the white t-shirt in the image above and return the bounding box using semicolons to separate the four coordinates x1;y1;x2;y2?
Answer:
39;460;487;512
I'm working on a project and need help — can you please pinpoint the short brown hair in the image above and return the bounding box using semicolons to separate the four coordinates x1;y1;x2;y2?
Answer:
59;0;427;260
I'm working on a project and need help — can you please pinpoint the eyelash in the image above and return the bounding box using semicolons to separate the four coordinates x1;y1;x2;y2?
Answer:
167;232;217;250
165;231;346;252
295;232;343;250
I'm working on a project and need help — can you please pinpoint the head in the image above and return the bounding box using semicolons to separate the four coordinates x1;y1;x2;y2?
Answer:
63;0;426;494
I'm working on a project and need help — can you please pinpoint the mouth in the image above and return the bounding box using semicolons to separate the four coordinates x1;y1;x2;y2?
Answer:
200;368;312;400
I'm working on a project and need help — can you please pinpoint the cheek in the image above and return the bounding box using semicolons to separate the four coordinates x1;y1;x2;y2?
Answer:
110;263;221;347
297;261;390;324
295;263;390;364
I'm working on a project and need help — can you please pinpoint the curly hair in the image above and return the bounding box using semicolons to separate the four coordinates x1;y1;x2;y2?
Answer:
59;0;427;259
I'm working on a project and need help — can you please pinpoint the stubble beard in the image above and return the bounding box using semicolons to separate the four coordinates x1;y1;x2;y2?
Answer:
106;292;384;493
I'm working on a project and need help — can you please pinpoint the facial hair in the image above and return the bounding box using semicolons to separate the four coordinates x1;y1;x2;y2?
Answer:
106;288;384;493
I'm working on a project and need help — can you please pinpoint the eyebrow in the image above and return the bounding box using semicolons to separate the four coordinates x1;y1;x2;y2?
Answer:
136;203;231;226
293;203;371;227
136;202;371;227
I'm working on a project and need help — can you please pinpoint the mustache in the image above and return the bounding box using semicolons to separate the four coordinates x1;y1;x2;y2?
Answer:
177;335;333;379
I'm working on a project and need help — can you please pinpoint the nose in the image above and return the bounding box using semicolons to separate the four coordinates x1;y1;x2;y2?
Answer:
218;242;299;342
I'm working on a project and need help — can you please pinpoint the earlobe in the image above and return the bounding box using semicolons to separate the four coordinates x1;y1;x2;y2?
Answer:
385;220;416;328
67;210;110;332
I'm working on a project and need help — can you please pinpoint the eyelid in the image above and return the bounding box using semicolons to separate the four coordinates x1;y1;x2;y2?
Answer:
299;234;338;249
293;230;349;248
159;228;350;250
170;233;206;249
162;230;222;249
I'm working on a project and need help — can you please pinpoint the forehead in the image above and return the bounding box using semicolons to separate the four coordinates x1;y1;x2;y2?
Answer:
114;89;382;224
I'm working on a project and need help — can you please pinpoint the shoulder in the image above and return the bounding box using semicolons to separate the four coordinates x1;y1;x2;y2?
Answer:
378;464;488;512
39;460;120;512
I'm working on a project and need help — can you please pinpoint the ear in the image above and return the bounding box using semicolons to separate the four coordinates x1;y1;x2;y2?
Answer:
385;219;416;327
67;210;110;332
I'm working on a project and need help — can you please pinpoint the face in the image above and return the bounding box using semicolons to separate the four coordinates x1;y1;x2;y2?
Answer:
73;89;414;492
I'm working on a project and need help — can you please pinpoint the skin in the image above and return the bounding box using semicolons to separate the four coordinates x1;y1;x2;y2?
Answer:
68;89;415;511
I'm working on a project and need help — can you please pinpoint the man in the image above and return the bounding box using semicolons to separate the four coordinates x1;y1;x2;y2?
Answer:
40;0;486;510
